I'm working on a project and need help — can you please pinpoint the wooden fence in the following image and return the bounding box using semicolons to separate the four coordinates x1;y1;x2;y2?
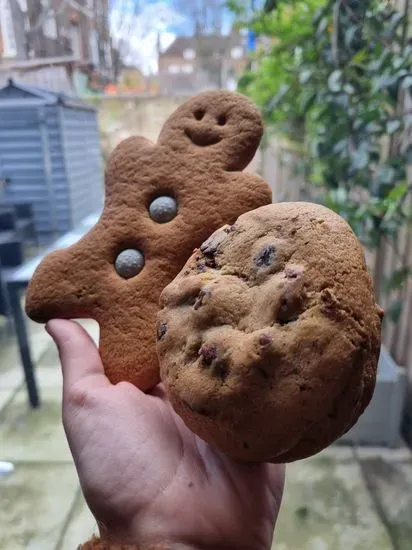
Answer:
259;128;412;398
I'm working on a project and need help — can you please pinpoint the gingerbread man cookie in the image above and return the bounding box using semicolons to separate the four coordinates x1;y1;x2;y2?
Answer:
25;90;272;390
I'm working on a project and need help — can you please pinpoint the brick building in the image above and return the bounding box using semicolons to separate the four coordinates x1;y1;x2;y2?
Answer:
158;32;248;94
0;0;114;92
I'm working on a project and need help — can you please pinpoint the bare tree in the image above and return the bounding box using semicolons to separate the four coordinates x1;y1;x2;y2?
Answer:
108;0;142;66
172;0;226;36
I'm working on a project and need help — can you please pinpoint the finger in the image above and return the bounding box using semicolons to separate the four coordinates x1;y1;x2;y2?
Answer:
46;319;110;394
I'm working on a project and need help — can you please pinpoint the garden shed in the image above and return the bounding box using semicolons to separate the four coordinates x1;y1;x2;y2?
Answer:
0;79;103;243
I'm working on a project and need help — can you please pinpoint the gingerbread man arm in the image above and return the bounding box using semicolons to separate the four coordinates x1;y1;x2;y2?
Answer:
26;136;154;323
104;136;156;204
25;226;107;323
227;172;273;211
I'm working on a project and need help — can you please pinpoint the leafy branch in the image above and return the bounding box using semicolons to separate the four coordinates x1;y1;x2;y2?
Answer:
233;0;412;330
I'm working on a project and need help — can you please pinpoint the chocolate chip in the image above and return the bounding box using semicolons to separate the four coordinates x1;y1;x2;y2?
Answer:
194;288;211;310
277;295;304;326
256;366;269;379
254;245;276;268
259;334;272;347
214;360;229;381
157;322;168;340
200;229;228;258
201;240;218;257
199;344;217;366
284;267;299;279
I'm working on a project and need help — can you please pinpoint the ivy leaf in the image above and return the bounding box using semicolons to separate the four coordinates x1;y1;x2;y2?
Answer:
401;75;412;90
299;69;312;84
328;70;343;93
344;83;355;94
386;181;407;202
373;74;399;92
383;12;404;40
345;25;358;49
301;92;317;114
386;301;403;323
266;84;290;112
333;139;347;154
406;146;412;165
387;119;402;135
351;146;369;170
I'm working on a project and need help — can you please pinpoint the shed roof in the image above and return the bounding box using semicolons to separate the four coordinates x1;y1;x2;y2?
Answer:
0;79;96;111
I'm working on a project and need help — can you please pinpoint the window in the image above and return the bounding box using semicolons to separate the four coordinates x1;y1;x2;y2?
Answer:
16;0;27;11
70;24;82;59
90;29;99;66
231;46;244;60
43;12;57;39
168;65;181;74
0;0;17;57
183;48;196;60
181;64;193;74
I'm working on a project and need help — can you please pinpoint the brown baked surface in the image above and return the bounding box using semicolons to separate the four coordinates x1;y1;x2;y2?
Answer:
157;202;383;462
25;90;271;390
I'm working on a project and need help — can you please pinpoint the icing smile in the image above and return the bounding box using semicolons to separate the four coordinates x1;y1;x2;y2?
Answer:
185;127;223;147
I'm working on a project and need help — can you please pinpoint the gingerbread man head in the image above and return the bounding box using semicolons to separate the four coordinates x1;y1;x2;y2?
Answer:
26;90;272;390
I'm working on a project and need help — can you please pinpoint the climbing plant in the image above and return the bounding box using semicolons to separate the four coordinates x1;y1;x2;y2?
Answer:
233;0;412;320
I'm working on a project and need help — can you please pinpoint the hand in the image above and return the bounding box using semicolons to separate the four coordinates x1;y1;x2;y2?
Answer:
47;320;285;550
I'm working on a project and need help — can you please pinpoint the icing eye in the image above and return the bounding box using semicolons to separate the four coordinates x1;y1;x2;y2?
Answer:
115;249;145;279
149;196;178;224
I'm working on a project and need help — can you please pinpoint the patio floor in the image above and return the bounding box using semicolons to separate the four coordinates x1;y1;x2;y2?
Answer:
1;319;412;550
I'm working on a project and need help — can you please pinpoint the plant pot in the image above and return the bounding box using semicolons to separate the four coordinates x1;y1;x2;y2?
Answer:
339;346;407;447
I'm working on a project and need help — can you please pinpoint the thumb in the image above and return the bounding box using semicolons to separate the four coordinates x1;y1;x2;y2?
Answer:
46;319;110;397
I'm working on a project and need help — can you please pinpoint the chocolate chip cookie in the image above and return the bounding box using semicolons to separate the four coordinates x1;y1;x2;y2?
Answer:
157;202;383;462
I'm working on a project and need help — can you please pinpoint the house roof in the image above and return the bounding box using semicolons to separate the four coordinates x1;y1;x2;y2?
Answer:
161;33;244;58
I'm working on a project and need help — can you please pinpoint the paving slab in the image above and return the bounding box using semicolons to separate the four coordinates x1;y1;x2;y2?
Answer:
357;449;412;549
355;445;412;462
59;491;98;550
0;387;71;463
273;450;394;550
0;388;18;412
0;462;79;550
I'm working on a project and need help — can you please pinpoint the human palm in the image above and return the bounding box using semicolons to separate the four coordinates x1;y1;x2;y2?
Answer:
47;320;285;550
